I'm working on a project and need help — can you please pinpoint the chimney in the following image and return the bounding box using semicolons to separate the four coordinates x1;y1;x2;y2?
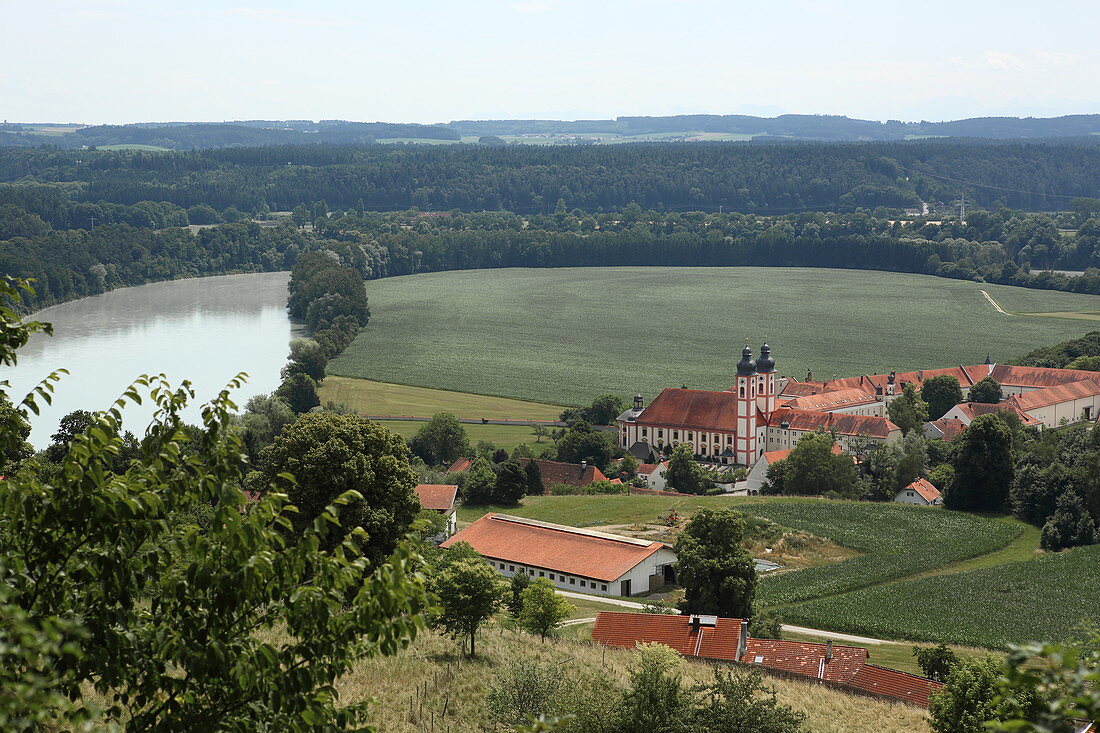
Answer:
634;394;644;410
737;620;749;661
825;639;834;663
806;369;813;382
580;460;587;472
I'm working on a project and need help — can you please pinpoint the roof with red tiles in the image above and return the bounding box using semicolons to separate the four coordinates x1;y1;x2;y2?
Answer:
446;457;472;473
952;402;1043;426
928;418;966;441
742;638;868;684
778;381;824;397
990;364;1100;390
846;664;944;707
518;458;608;491
902;478;941;503
805;365;993;395
1008;379;1100;412
767;407;900;439
636;462;664;475
592;611;745;660
441;514;669;582
414;484;458;513
782;388;879;412
634;388;741;431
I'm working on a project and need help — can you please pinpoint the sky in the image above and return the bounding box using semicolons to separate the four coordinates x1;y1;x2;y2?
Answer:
3;0;1099;125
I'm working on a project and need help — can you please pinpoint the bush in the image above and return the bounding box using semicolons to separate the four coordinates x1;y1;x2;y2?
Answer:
487;661;564;726
548;480;628;496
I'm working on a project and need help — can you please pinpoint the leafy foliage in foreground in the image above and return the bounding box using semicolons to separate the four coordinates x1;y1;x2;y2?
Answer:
0;278;429;730
778;544;1100;649
752;502;1021;605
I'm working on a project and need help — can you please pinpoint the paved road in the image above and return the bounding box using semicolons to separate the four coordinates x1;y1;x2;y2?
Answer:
555;590;892;645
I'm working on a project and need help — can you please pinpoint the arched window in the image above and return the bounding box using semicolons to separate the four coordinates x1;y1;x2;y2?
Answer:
739;386;745;397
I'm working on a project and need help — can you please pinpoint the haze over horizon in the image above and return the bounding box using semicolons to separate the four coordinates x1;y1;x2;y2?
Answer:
4;0;1098;125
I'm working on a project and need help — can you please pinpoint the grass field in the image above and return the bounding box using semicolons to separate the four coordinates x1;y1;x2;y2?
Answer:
327;267;1100;406
780;544;1100;649
375;420;554;452
339;627;932;733
319;376;563;419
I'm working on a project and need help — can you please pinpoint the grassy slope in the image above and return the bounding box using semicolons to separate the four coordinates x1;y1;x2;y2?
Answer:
328;267;1099;406
340;628;931;733
319;376;562;419
376;420;554;452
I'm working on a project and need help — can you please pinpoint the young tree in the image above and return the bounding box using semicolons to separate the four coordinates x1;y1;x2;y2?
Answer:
969;376;1003;404
532;424;550;443
253;412;420;561
912;644;959;682
930;658;1034;733
887;382;930;434
663;443;713;495
616;643;692;733
409;412;470;466
462;456;500;505
0;279;428;729
276;372;320;413
946;414;1015;512
517;578;574;641
486;661;564;727
674;508;756;619
688;669;805;733
507;571;531;617
433;558;505;656
921;375;963;420
494;458;528;505
777;431;857;497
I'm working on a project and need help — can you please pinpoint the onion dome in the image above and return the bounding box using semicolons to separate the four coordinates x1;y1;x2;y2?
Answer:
757;342;775;373
736;343;757;376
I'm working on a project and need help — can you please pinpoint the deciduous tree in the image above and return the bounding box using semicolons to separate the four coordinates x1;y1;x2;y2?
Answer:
946;414;1014;512
409;412;470;466
969;376;1003;404
675;508;756;619
517;578;573;641
888;382;929;434
433;558;505;656
921;375;963;420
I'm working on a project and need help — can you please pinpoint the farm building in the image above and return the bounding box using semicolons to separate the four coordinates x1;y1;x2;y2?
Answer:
894;477;942;506
441;513;676;597
592;611;943;707
414;484;458;541
517;458;610;492
635;460;669;490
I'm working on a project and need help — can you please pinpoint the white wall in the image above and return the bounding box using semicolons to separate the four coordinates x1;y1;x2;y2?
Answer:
482;546;677;597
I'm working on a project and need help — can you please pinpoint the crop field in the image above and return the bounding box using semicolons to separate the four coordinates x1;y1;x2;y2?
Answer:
749;503;1022;605
780;544;1100;649
328;267;1100;406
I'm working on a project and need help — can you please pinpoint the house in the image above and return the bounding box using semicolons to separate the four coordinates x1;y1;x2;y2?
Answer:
591;611;944;707
414;484;458;540
518;458;609;492
441;513;677;597
923;417;966;441
941;400;1042;427
894;477;941;506
636;461;669;490
1006;379;1100;428
744;444;845;494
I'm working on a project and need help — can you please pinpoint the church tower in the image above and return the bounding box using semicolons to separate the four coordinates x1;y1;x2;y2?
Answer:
756;341;776;417
735;342;758;466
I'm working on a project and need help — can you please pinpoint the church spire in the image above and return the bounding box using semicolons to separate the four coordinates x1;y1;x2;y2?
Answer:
757;339;775;374
736;340;756;376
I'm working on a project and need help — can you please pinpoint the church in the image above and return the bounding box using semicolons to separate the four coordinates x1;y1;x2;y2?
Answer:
616;342;901;467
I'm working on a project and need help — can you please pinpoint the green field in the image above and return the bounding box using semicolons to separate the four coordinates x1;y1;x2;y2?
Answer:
328;267;1100;406
319;376;563;419
375;420;554;452
781;544;1100;649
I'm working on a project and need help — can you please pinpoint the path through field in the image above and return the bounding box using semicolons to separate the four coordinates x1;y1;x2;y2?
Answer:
979;289;1009;314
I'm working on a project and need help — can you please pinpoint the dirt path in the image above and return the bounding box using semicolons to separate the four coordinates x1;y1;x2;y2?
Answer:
979;289;1010;315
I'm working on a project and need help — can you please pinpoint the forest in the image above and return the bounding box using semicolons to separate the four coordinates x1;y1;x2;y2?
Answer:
2;140;1100;213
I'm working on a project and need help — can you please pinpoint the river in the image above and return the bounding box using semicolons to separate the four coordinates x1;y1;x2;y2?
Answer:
3;272;299;447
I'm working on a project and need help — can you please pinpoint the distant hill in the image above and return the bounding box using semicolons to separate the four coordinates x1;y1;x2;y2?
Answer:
2;114;1100;149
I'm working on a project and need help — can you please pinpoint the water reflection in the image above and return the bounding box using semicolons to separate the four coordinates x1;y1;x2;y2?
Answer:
2;272;298;446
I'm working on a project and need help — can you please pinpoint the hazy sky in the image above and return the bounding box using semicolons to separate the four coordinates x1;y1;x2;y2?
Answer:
4;0;1099;124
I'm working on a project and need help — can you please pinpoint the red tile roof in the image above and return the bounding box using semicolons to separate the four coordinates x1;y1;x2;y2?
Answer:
767;407;900;439
807;365;992;395
592;611;745;660
952;402;1043;426
990;364;1100;390
783;388;879;412
846;664;944;707
446;457;472;473
414;484;458;513
637;462;664;475
634;388;741;431
928;418;966;441
1008;380;1100;412
779;381;824;397
903;478;941;503
441;514;669;582
518;458;608;491
742;638;868;684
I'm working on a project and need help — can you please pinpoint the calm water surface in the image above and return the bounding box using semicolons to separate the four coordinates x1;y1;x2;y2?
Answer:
3;272;299;446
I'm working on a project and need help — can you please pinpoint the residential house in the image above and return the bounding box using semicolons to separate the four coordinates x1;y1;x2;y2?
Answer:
414;484;459;540
894;478;942;506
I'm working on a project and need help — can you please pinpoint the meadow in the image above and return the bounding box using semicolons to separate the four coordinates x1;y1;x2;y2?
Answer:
779;544;1100;649
319;377;563;420
374;420;553;453
327;267;1100;406
339;626;932;733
